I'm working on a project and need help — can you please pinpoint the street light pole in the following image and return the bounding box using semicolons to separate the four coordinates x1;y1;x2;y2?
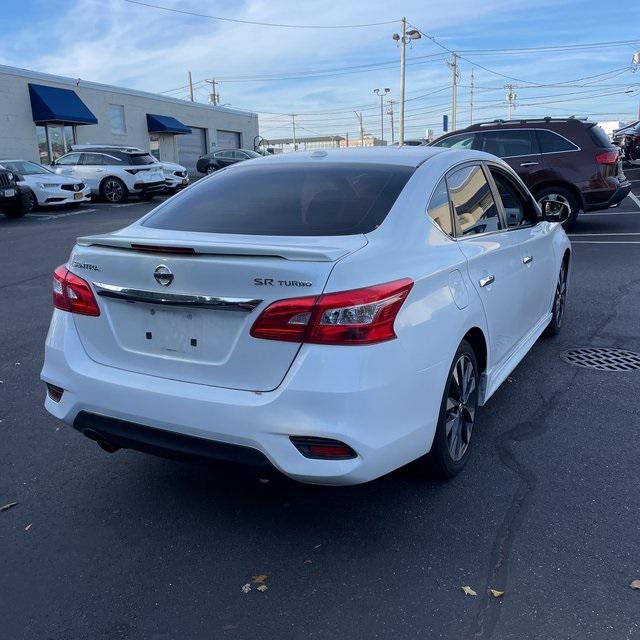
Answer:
392;20;420;146
373;88;390;143
387;99;395;145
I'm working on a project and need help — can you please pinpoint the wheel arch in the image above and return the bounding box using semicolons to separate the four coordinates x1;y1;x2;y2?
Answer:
99;175;129;194
462;326;487;376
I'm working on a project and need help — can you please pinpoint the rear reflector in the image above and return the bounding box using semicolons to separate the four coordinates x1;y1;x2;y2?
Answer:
130;244;196;254
290;436;357;460
595;150;619;165
250;278;413;345
53;265;100;316
46;383;64;402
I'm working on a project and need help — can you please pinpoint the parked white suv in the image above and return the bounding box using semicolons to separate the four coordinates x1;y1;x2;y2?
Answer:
72;144;189;193
50;148;165;203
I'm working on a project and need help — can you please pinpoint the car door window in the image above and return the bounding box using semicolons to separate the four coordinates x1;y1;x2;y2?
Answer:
432;133;477;150
56;152;81;166
489;169;537;227
447;164;502;237
427;177;453;236
233;151;248;159
215;151;233;159
536;129;579;153
81;153;106;166
476;130;538;158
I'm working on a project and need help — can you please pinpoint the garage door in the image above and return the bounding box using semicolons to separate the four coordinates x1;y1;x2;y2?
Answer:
177;127;207;177
217;130;241;149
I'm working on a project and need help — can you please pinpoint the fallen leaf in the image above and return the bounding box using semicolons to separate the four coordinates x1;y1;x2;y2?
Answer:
252;574;268;584
258;478;270;484
256;584;268;592
630;580;640;590
489;589;505;598
506;376;514;383
241;583;251;594
304;559;313;564
461;586;477;596
313;544;322;549
25;523;32;531
0;502;17;512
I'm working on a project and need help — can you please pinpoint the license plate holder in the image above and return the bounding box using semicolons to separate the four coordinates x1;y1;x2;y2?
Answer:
145;307;205;354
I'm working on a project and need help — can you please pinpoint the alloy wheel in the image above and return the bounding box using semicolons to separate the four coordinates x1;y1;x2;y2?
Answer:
445;354;477;462
206;165;215;174
103;179;124;203
27;191;37;211
553;264;568;328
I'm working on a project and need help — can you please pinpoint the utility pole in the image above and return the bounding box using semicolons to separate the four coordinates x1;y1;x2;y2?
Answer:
386;99;395;145
373;88;390;143
188;71;194;102
345;132;349;148
205;79;220;105
291;114;297;151
355;112;364;147
392;19;420;146
469;68;474;126
505;84;517;120
448;53;459;131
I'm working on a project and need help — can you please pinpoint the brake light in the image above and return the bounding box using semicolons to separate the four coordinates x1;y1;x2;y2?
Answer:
250;278;413;345
595;150;619;165
53;265;100;316
290;436;357;460
130;244;196;254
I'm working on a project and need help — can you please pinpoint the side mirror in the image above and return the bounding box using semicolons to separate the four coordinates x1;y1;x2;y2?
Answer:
540;199;570;223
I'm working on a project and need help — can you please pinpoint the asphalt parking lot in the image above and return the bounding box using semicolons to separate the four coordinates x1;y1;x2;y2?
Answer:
1;173;640;640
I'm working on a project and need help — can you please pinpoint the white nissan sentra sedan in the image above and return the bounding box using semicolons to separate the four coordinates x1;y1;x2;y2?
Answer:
41;147;570;485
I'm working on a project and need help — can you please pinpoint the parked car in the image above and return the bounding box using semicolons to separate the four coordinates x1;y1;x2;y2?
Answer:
612;121;640;165
50;148;165;203
0;159;90;210
42;147;571;485
431;117;630;226
71;145;190;193
196;148;261;174
0;166;31;218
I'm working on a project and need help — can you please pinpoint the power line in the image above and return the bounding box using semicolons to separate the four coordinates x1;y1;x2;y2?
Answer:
123;0;397;28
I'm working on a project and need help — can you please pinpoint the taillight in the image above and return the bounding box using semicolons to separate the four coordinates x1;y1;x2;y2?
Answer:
595;150;619;165
53;265;100;316
290;436;357;460
250;278;413;345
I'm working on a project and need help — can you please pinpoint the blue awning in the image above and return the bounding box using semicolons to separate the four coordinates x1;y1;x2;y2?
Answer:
28;83;97;125
146;113;192;135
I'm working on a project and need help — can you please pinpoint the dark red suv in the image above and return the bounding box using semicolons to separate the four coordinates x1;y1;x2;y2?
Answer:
431;118;630;226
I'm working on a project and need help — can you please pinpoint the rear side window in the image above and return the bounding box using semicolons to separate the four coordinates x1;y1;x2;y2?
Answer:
536;130;578;153
128;153;156;165
476;130;538;157
427;177;453;235
143;162;415;236
587;125;614;148
447;164;501;237
81;153;107;166
432;133;476;149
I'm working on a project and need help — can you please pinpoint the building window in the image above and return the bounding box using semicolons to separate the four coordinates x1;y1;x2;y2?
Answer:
149;134;160;160
109;104;126;134
37;124;76;162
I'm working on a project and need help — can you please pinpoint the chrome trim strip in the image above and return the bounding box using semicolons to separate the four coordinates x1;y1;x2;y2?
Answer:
93;282;262;312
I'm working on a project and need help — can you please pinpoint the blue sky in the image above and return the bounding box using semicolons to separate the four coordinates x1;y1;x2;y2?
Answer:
1;0;639;141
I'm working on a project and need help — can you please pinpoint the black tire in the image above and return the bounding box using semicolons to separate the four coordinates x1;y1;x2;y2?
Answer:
420;340;480;479
543;260;568;337
100;177;128;204
1;192;31;218
26;190;37;212
206;164;216;175
535;186;580;229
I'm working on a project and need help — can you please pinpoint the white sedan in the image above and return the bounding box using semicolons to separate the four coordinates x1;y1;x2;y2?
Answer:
0;160;90;209
41;147;570;485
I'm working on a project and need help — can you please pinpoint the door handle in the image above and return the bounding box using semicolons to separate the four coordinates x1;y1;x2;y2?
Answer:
522;255;533;264
519;162;539;167
479;275;495;288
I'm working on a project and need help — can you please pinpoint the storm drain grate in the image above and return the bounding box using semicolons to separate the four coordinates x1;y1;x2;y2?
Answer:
561;347;640;372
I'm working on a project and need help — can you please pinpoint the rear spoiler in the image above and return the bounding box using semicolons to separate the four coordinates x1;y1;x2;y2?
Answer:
76;233;367;262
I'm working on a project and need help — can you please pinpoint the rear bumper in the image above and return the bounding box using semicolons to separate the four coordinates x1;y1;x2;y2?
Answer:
583;180;631;212
132;180;166;193
41;311;447;485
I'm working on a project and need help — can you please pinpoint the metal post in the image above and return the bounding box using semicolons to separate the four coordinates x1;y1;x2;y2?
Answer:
380;93;384;142
469;68;474;126
449;53;458;131
188;71;194;102
505;84;517;120
355;112;364;147
387;99;395;145
399;17;406;146
291;114;297;151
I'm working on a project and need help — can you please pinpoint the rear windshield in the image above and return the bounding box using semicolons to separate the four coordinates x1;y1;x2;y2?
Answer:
587;125;614;148
127;153;157;165
143;161;415;236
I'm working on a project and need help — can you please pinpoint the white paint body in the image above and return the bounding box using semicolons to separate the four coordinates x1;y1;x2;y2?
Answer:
41;147;570;485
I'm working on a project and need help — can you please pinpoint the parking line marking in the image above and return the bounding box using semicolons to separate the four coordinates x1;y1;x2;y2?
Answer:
34;208;97;220
571;241;640;244
568;232;640;236
581;210;640;216
628;192;640;209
